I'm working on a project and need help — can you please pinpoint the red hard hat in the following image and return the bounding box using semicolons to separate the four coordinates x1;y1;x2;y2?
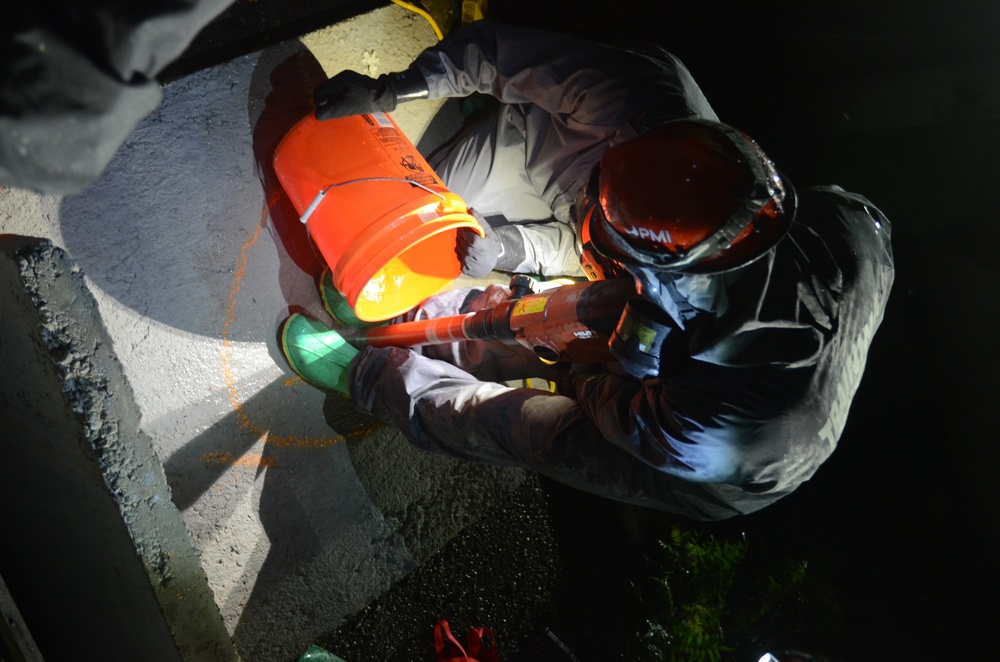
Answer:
585;119;794;274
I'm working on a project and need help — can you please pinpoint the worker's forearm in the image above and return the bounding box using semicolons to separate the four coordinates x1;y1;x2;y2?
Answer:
511;223;587;278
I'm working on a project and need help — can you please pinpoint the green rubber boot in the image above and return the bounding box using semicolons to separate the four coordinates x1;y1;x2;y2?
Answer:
280;313;359;394
319;268;380;329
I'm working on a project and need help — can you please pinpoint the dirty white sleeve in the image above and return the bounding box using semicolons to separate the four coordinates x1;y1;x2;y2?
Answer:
411;21;638;123
508;223;586;278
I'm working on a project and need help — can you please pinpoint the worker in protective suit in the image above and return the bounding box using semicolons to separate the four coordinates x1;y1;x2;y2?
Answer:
280;22;895;520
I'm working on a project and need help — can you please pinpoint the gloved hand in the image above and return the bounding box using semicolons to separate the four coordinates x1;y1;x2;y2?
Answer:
314;69;429;120
553;362;606;398
457;212;526;278
280;313;359;395
314;71;396;120
457;212;502;278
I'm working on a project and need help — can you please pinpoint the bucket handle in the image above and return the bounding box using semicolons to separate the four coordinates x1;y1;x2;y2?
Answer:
299;177;447;224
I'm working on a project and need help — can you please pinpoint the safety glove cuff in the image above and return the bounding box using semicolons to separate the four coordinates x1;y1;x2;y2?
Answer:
384;68;429;102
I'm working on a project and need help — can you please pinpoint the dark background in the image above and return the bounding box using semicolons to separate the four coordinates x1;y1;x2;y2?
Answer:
169;1;1000;659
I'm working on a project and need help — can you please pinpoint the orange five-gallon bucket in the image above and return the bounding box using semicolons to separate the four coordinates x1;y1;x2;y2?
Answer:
273;111;483;322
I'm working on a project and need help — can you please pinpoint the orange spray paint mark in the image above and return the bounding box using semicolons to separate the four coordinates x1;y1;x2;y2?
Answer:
201;452;276;469
216;203;347;451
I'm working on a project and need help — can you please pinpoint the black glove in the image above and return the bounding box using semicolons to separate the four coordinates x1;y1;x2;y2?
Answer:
554;362;605;398
314;69;429;120
456;212;526;278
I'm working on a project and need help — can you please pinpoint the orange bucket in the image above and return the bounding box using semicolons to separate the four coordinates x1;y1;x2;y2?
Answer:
273;111;483;322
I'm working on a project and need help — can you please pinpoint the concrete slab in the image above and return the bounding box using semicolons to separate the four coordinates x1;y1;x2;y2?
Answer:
0;5;524;660
0;237;238;661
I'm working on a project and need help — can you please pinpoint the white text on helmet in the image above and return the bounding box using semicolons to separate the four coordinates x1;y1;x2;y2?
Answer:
621;223;673;245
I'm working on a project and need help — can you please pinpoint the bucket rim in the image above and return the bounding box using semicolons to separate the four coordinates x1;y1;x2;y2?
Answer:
331;195;482;321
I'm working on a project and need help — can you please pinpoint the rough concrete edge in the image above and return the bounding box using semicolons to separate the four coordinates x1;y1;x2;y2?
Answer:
8;235;241;662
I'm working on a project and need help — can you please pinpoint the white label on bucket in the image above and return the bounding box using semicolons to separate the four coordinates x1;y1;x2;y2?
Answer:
371;112;394;128
418;209;438;223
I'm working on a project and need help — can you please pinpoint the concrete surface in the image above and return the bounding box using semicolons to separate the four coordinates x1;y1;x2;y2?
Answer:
0;5;524;661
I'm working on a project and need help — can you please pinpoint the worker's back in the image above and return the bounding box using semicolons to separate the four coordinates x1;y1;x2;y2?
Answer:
646;185;895;516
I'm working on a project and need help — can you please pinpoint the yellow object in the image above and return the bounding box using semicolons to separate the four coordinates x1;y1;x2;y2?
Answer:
524;378;558;392
390;0;444;41
461;0;488;24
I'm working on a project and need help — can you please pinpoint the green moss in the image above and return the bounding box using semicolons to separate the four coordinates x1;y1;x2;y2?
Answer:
634;526;842;661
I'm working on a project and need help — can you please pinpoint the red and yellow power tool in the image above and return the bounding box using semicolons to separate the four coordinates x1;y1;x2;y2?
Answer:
340;276;636;365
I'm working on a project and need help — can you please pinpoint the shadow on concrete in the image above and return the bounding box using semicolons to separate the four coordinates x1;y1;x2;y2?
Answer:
248;42;328;288
164;378;286;512
57;36;346;346
57;52;267;340
230;428;374;661
162;375;407;660
163;375;380;513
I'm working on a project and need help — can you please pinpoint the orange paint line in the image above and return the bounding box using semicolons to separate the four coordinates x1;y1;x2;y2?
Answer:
200;452;277;469
218;202;348;449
